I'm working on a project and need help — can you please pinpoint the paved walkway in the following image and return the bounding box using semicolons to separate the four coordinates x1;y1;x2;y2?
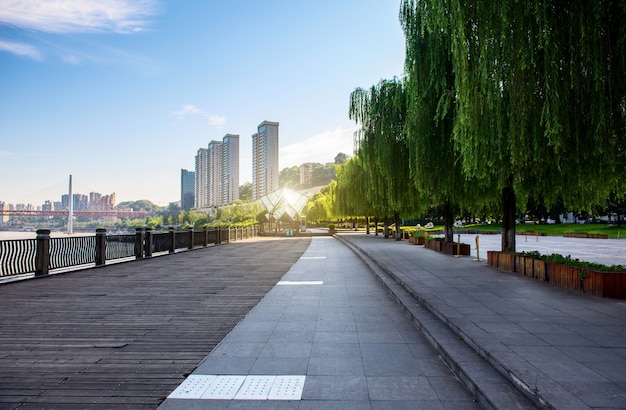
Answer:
337;233;626;409
159;236;489;409
454;233;626;266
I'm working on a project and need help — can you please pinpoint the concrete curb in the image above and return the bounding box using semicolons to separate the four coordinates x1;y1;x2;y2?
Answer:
337;235;541;409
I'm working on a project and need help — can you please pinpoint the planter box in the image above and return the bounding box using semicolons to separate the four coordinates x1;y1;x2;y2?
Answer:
487;251;515;271
563;233;609;239
488;251;626;298
409;236;426;245
517;256;548;281
425;239;442;252
426;240;469;255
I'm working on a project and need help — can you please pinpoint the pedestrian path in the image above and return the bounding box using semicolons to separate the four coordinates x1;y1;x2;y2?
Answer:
159;236;484;409
338;232;626;410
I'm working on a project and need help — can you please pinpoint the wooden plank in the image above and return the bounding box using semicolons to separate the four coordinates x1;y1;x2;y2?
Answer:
0;237;310;408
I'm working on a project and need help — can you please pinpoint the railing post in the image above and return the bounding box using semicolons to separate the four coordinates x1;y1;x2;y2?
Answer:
134;228;145;259
144;228;153;258
35;229;51;276
169;227;176;253
95;228;107;266
203;227;209;246
228;227;231;242
188;227;194;250
215;227;221;245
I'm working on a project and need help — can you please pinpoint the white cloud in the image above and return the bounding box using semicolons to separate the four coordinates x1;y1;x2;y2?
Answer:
280;126;357;168
0;40;43;60
0;0;156;34
172;104;226;128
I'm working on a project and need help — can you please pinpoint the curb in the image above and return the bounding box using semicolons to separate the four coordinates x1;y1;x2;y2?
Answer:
337;235;541;410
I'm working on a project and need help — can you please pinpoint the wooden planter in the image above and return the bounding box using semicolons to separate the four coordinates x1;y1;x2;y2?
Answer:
563;233;609;239
488;251;626;298
487;251;515;271
425;239;442;252
516;256;548;281
409;236;426;245
425;240;469;255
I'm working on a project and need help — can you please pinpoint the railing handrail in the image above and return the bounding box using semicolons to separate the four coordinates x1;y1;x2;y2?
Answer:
0;226;259;281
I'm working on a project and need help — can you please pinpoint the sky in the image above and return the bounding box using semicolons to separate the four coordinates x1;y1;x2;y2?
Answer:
0;0;406;206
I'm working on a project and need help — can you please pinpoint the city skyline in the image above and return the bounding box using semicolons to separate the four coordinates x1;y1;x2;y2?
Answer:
0;1;405;205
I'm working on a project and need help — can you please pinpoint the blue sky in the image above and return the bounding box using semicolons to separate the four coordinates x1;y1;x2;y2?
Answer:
0;0;405;206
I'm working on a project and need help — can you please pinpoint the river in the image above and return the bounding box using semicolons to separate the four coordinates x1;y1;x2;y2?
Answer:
0;231;96;240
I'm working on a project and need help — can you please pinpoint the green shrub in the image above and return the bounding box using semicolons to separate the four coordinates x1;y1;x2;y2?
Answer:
518;251;626;272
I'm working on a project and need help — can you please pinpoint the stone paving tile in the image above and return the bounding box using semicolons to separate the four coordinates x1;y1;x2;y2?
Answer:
339;232;626;410
160;236;479;409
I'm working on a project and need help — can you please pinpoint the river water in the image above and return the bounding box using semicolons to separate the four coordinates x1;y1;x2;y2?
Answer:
0;231;95;240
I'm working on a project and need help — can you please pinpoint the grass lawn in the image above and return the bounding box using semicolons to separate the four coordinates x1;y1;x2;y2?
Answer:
373;222;624;239
453;223;624;239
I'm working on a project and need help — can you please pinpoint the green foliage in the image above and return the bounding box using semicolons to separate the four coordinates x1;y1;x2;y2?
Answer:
349;79;420;218
304;182;336;222
239;182;253;201
518;251;626;273
311;164;336;186
279;166;301;189
334;153;350;164
206;202;262;228
117;199;160;213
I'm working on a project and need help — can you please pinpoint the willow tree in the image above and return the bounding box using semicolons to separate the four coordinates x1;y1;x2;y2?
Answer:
401;0;491;243
349;79;418;240
335;157;377;223
409;0;626;252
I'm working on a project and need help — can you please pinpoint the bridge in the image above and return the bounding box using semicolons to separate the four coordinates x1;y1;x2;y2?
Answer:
0;209;148;218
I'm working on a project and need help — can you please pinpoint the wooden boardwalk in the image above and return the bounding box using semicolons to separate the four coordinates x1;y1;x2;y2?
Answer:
0;237;310;409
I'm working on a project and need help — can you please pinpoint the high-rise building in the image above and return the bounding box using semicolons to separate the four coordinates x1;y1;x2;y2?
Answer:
195;134;240;212
195;148;209;210
207;140;222;211
252;121;279;200
221;134;240;206
180;169;195;211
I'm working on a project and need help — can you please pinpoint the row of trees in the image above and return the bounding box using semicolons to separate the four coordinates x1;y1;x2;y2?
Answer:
334;0;625;252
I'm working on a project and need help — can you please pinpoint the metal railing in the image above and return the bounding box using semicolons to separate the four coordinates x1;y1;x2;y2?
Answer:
0;226;259;280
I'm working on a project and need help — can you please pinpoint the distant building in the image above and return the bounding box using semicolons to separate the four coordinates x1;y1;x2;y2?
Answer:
299;162;320;187
194;148;209;211
207;140;222;211
180;169;195;211
89;192;115;211
195;134;240;213
252;121;279;201
0;202;7;223
221;134;240;206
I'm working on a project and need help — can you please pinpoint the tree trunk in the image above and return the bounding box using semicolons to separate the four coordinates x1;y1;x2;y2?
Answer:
374;217;379;236
501;184;516;253
366;217;370;235
384;217;390;238
394;212;402;241
443;202;454;243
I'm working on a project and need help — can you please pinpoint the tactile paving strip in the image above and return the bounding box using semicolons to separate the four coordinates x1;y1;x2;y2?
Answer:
277;280;323;285
234;375;276;400
201;375;246;399
167;375;217;399
268;375;306;400
167;375;306;400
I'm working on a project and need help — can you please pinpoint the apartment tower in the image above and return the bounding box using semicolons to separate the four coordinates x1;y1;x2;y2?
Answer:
221;134;240;205
195;135;240;213
252;121;279;200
